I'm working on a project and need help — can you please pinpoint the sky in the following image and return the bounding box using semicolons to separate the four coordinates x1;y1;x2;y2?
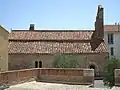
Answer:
0;0;120;31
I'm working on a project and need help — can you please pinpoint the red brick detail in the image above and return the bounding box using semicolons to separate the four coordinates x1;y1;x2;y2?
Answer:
39;69;84;76
0;68;38;85
0;68;94;85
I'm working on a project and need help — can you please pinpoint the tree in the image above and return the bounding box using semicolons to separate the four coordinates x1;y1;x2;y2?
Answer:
53;53;79;68
103;57;120;88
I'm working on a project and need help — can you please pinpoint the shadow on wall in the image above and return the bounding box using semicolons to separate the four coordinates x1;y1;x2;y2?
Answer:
13;63;32;70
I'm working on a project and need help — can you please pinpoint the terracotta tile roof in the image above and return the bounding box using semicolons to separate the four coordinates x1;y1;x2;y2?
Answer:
8;41;108;54
104;25;120;32
8;30;108;54
9;30;93;40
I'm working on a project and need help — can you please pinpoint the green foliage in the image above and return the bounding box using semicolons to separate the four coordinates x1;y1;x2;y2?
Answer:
53;53;79;68
103;57;120;88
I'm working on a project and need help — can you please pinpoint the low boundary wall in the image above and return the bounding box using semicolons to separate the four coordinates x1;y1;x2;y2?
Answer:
115;69;120;86
0;68;94;86
38;68;94;85
0;68;38;86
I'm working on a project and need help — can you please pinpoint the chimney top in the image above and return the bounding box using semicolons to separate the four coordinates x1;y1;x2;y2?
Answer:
29;24;35;30
98;5;102;8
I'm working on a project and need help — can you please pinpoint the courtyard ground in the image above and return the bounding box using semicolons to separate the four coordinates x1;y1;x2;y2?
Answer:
5;80;120;90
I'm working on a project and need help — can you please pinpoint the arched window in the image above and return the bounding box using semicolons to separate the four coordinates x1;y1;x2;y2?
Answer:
39;61;42;68
35;61;38;68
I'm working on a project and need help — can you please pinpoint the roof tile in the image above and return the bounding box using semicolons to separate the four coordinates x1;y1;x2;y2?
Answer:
104;25;120;32
8;30;108;54
9;30;93;40
8;41;108;54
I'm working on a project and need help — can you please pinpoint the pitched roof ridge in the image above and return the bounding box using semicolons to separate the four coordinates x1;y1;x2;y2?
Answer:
9;39;91;43
11;30;94;32
104;24;117;26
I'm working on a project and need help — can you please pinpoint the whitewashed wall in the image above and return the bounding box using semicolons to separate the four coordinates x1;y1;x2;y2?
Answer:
104;32;120;59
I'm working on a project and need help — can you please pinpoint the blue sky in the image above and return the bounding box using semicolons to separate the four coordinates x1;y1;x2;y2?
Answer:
0;0;120;31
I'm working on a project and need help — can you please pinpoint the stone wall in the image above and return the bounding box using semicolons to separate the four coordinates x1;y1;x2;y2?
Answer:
8;53;108;77
0;25;9;72
38;68;94;85
0;68;38;86
0;68;94;86
115;69;120;86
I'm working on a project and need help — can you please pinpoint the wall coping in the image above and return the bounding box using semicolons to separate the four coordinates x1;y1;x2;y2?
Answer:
0;68;94;74
39;68;94;70
0;68;39;74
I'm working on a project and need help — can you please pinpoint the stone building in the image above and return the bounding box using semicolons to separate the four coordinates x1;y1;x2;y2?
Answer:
8;5;108;76
0;25;9;72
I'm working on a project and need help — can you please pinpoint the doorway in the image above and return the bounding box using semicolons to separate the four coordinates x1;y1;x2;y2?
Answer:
89;64;95;69
89;64;96;77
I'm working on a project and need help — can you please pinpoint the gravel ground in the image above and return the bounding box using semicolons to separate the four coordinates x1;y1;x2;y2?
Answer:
5;81;120;90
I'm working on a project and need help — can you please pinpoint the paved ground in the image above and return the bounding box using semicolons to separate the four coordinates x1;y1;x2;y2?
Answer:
94;80;108;88
5;80;120;90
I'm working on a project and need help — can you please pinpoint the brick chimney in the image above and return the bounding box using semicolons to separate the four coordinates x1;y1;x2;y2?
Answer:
90;5;104;51
29;24;35;31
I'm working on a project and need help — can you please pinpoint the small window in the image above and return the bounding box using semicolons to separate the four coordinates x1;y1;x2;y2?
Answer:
39;61;42;68
108;33;113;44
35;61;38;68
110;47;114;56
